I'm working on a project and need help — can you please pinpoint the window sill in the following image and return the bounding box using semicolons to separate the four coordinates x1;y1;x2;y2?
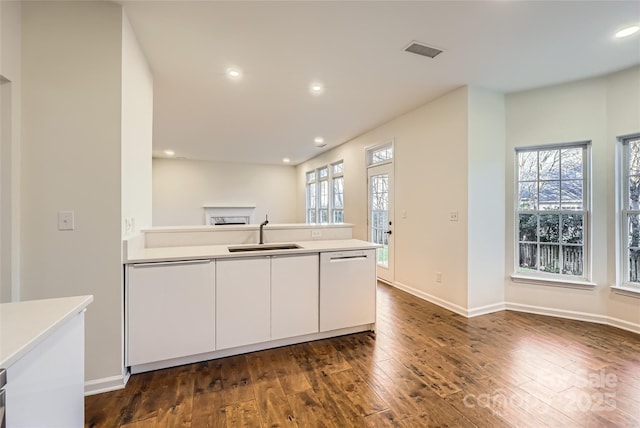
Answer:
510;274;597;290
610;285;640;299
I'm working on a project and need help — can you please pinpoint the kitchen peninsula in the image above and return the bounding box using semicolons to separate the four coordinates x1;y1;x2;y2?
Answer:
123;223;380;374
0;295;93;427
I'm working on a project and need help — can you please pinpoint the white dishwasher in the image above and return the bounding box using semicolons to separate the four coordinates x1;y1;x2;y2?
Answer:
319;249;377;332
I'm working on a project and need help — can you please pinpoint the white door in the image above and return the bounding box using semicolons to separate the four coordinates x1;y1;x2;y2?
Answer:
368;163;394;283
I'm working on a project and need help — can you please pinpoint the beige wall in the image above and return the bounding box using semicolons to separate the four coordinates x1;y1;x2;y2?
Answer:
505;66;640;329
153;158;297;226
20;1;151;388
1;0;21;302
297;87;474;312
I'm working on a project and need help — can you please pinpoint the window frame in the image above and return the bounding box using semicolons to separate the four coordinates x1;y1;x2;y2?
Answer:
618;133;640;290
514;142;591;282
331;161;344;223
367;142;393;167
305;160;345;224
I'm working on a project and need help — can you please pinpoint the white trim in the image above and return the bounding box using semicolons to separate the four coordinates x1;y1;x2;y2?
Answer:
204;205;256;226
514;142;591;281
383;282;640;335
505;302;608;325
610;285;640;299
511;274;597;289
467;302;506;318
365;140;394;168
392;281;468;317
84;374;127;396
607;316;640;334
505;302;640;335
391;281;505;317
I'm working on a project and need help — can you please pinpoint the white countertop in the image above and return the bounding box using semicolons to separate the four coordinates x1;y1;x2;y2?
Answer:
141;223;354;233
125;239;381;263
0;295;93;368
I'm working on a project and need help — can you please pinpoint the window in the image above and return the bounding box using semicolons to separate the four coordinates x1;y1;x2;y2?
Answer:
332;162;344;223
306;160;344;224
620;133;640;289
368;143;393;165
515;143;589;279
306;171;316;223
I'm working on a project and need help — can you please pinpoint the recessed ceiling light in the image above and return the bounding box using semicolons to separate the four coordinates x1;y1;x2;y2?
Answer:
310;82;324;95
227;68;242;79
314;137;327;148
616;25;639;38
282;157;291;163
163;150;175;156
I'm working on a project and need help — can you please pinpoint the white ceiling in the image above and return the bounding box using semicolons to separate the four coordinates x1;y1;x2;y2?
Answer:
121;1;640;165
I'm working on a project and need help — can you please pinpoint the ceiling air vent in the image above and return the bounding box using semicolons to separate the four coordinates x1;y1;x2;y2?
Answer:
404;41;443;59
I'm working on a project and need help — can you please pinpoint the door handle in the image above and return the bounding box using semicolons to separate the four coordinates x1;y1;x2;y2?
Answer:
385;230;392;235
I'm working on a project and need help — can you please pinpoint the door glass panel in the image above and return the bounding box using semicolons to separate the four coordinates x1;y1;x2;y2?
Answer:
370;173;389;268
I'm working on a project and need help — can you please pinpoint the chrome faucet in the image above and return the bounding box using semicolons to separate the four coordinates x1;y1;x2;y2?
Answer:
259;215;269;244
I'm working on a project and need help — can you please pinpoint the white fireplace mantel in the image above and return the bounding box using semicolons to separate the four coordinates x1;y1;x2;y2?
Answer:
203;204;256;225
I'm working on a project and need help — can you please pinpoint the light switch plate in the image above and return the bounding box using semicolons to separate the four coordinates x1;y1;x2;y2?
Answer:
58;211;75;230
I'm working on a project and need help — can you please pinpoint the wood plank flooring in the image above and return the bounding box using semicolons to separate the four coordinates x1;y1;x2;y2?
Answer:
85;283;640;427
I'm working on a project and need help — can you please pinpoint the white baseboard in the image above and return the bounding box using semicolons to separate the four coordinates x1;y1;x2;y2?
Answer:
385;282;640;335
84;374;126;396
607;316;640;334
467;302;506;318
392;281;469;317
505;302;609;325
505;302;640;334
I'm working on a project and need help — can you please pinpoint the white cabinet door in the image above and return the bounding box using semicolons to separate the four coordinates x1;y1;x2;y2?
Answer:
216;257;271;350
271;254;319;340
320;250;376;332
127;260;215;366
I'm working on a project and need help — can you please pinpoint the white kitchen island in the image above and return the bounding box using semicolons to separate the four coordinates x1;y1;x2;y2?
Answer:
124;224;380;374
0;295;93;428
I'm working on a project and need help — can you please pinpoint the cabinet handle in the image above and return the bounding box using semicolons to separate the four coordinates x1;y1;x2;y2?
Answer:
132;259;211;267
329;255;368;262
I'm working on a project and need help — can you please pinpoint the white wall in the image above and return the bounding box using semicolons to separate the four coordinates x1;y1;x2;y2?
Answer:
121;12;153;237
467;88;505;311
505;66;640;330
297;87;473;312
0;0;21;302
21;1;125;386
153;158;297;226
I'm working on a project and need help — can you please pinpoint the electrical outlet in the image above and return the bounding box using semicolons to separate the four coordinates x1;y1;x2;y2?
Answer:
311;230;322;238
449;211;459;222
58;211;75;230
436;272;442;283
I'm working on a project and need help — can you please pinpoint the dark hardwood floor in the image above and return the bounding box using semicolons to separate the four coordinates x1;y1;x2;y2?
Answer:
85;283;640;427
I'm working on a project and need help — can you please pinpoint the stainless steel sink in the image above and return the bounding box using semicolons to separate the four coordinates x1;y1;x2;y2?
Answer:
228;243;302;252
